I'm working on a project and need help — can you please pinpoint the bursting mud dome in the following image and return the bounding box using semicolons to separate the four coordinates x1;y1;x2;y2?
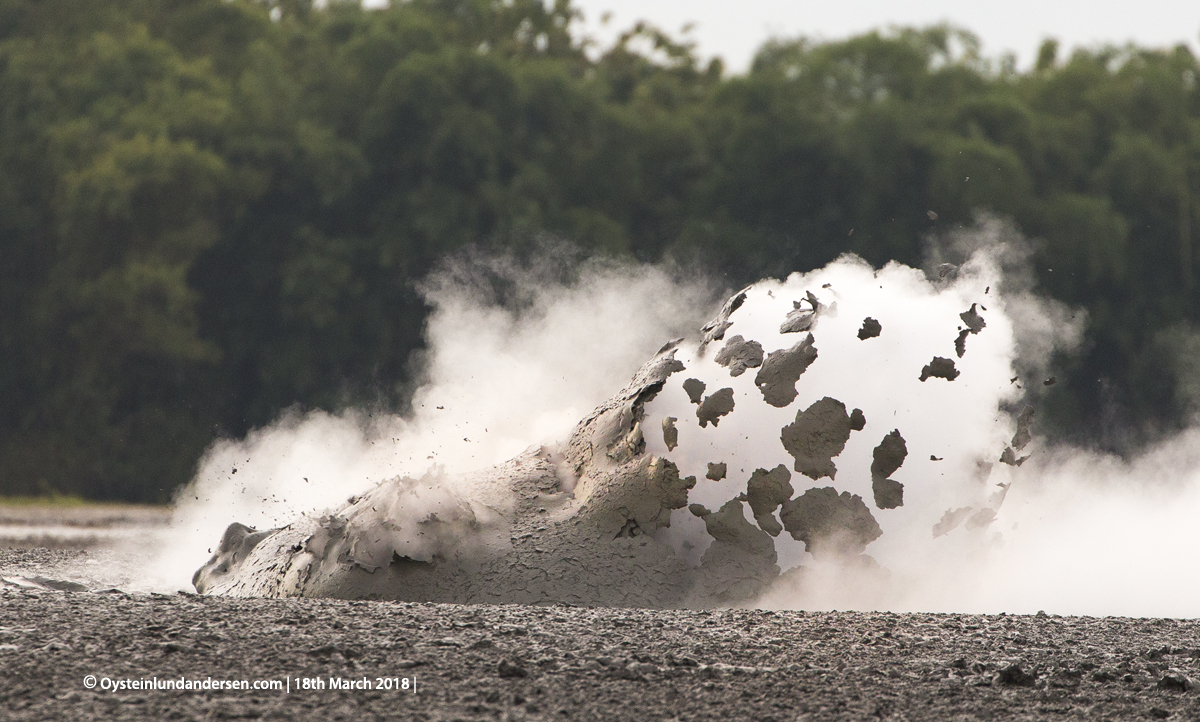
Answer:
194;252;1041;607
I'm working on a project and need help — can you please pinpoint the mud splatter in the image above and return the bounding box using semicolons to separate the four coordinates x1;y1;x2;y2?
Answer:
714;335;764;377
697;287;750;356
920;357;960;382
955;328;970;358
754;334;818;407
697;388;735;428
857;318;882;340
999;446;1030;466
662;417;678;451
932;507;973;538
780;397;853;481
1011;405;1035;451
742;465;794;537
870;430;908;510
960;303;986;334
779;487;882;560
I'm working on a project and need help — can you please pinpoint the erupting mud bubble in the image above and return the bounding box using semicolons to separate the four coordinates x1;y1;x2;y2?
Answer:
193;250;1049;609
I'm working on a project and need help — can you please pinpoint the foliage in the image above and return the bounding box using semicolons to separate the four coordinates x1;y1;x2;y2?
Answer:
3;0;1200;499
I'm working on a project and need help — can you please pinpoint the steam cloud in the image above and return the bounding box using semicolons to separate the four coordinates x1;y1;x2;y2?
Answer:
145;226;1200;618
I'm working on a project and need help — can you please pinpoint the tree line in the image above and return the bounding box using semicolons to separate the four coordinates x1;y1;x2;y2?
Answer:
2;0;1199;501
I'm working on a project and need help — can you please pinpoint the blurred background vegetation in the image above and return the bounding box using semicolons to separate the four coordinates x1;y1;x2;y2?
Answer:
3;0;1200;501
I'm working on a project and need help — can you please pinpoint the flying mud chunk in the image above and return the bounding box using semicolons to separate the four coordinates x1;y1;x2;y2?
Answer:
781;397;853;480
696;388;735;428
779;487;882;560
662;417;678;451
932;507;973;538
999;446;1030;466
870;430;908;510
755;333;818;407
682;378;706;405
714;335;764;377
919;357;960;382
706;462;727;481
849;408;866;431
780;291;823;334
1011;405;1035;450
742;465;794;536
857;317;881;340
960;303;986;334
953;303;986;357
697;287;750;356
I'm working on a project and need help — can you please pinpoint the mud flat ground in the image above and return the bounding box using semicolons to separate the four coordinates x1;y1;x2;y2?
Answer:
0;549;1197;721
0;504;169;550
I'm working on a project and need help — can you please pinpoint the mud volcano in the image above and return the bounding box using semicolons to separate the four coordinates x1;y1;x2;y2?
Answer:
195;253;1033;607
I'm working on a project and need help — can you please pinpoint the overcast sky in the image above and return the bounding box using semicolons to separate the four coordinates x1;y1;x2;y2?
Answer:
567;0;1200;73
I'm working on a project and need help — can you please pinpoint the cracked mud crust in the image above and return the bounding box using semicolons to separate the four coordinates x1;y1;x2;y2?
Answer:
3;565;1200;722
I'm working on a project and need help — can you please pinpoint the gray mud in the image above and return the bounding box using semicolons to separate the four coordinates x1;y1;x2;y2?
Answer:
714;336;764;377
743;466;794;537
6;553;1200;721
960;304;986;334
920;357;960;382
779;487;881;560
780;397;853;481
661;417;678;451
1012;406;1036;451
754;334;818;408
870;431;908;510
696;388;735;428
857;317;881;340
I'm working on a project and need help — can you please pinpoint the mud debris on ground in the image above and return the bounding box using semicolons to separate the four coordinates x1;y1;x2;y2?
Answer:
5;549;1200;721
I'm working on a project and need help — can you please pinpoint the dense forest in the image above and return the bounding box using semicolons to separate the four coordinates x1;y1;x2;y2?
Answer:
3;0;1200;502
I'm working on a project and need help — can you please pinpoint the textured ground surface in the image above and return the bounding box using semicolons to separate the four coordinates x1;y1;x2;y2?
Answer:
3;549;1200;721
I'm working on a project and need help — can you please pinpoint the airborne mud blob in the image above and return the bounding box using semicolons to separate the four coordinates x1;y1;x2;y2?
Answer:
870;430;908;510
191;249;1055;610
714;335;764;377
919;356;960;382
754;334;818;407
780;397;854;480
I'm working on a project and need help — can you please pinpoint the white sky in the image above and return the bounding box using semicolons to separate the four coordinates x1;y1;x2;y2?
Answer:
568;0;1200;73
